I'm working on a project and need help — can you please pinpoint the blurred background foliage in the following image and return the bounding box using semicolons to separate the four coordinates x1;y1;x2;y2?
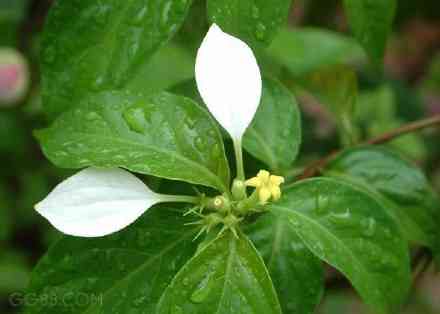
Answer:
0;0;439;313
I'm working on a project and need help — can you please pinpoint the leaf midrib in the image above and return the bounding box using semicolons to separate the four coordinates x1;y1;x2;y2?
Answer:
214;236;236;314
56;130;228;192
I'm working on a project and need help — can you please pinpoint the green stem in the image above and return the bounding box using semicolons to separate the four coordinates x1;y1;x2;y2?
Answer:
233;138;245;181
159;194;200;204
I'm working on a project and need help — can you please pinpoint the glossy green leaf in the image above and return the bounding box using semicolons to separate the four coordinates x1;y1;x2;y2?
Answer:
325;146;440;255
245;212;324;314
207;0;292;47
157;231;282;314
36;91;230;192
243;78;301;172
298;66;359;146
41;0;193;119
269;177;411;314
343;0;397;64
24;207;199;314
267;28;365;77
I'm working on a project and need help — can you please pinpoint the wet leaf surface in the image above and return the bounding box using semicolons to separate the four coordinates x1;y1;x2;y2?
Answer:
25;207;199;314
270;177;411;314
326;146;440;257
157;231;282;314
245;212;324;314
36;91;230;192
41;0;193;119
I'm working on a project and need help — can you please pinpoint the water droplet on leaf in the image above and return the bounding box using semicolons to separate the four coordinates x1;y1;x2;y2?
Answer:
361;217;376;237
255;23;266;41
190;272;215;303
123;107;147;134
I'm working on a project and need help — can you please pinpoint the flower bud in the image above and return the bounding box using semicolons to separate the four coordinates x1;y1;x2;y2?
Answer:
231;179;247;201
0;48;29;106
206;195;231;213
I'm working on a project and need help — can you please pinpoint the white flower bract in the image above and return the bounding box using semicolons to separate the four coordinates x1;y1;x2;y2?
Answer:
195;24;262;141
35;168;161;237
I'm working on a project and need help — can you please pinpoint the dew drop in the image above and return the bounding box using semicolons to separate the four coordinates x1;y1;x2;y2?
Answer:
161;1;173;27
183;277;190;286
132;295;146;308
312;242;324;256
185;117;196;129
86;111;100;122
289;218;301;228
255;23;266;41
123;107;147;134
314;194;329;215
190;272;215;303
133;6;148;25
251;6;260;19
328;208;353;227
211;143;221;159
194;137;205;151
361;217;376;237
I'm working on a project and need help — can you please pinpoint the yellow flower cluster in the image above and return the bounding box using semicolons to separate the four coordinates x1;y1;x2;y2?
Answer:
245;170;285;204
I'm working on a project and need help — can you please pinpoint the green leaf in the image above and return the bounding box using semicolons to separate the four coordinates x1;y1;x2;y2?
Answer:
325;146;440;256
297;66;359;146
157;231;282;314
207;0;292;47
126;42;195;95
243;78;301;172
245;212;324;314
267;28;365;77
343;0;397;65
36;91;230;192
25;207;199;314
270;177;411;314
41;0;193;119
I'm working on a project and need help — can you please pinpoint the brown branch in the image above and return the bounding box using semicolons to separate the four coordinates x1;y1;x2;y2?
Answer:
299;114;440;180
366;115;440;145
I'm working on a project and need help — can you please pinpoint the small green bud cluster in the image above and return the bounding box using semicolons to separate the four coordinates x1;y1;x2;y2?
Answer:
187;179;269;239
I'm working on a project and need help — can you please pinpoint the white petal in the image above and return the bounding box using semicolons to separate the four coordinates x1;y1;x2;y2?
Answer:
35;167;161;237
195;24;262;140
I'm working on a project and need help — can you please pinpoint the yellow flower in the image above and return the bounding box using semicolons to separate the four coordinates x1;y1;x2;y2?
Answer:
245;170;285;204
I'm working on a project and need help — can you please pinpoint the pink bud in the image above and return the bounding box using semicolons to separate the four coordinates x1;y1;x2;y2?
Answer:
0;48;29;106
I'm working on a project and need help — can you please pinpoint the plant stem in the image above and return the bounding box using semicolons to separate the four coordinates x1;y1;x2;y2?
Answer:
366;115;440;145
299;114;440;180
233;138;245;181
159;194;200;204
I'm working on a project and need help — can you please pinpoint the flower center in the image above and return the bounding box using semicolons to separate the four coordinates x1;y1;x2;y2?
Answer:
186;170;285;239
